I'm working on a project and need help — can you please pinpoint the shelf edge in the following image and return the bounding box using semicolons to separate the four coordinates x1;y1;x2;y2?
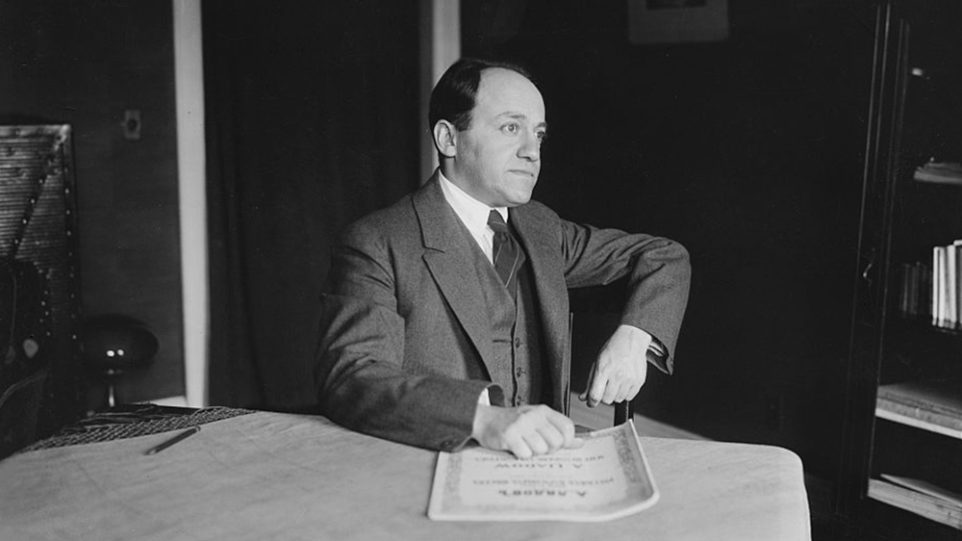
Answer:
867;479;962;530
875;407;962;439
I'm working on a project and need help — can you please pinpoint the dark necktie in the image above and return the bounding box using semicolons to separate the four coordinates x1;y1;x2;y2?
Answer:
487;210;524;297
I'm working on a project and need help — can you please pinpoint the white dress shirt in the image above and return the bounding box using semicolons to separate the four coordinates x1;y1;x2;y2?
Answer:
438;170;508;265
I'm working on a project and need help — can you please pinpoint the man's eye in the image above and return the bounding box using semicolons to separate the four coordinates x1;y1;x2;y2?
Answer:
536;131;547;142
501;123;520;135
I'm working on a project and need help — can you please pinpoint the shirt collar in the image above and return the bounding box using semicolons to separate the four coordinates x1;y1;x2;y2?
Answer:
438;170;508;231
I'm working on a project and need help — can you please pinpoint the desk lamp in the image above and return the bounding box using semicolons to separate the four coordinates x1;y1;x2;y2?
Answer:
81;314;158;409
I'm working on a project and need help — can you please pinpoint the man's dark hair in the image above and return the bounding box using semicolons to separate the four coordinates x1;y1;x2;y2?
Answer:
429;58;536;132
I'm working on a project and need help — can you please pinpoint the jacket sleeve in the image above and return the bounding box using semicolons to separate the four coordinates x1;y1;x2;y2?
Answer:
559;219;691;373
314;221;500;452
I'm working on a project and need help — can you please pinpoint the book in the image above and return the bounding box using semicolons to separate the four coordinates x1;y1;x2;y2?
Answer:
876;380;962;439
428;421;659;522
954;241;962;328
933;247;946;327
899;263;912;317
928;243;962;329
948;243;958;328
898;261;930;319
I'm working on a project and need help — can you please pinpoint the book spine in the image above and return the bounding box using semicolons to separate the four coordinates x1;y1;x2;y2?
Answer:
947;243;957;328
954;241;962;329
933;247;944;327
918;262;931;319
899;263;911;317
908;263;919;317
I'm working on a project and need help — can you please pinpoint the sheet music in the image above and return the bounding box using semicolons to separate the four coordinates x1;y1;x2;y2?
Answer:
428;421;659;522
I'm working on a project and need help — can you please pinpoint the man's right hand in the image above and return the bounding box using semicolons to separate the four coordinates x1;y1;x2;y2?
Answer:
471;404;583;459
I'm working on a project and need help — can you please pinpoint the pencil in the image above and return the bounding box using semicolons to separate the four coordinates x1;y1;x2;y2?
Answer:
144;426;200;455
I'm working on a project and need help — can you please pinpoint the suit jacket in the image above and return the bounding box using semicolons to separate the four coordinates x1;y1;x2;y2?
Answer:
315;173;690;451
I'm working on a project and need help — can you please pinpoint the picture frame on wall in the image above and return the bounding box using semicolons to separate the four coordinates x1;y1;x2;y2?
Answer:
628;0;729;44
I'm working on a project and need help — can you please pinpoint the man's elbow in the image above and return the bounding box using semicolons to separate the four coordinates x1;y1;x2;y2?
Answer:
674;241;691;281
658;238;691;282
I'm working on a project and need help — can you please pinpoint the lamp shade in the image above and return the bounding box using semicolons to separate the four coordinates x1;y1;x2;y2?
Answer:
81;314;158;371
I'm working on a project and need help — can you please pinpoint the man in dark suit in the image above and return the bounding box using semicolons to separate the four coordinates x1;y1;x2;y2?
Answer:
316;58;690;459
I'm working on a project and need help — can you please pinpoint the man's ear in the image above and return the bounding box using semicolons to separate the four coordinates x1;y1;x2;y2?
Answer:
433;120;458;158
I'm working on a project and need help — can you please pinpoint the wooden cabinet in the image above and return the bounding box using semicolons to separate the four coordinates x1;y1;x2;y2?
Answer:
838;1;962;538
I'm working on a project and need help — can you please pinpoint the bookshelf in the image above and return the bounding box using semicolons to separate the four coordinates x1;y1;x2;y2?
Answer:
871;381;962;530
838;1;962;539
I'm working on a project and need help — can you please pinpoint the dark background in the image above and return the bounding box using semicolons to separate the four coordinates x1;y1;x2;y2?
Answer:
2;0;876;485
203;0;874;481
460;0;871;479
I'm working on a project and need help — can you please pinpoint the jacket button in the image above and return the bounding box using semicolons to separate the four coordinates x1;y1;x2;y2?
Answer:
514;337;522;348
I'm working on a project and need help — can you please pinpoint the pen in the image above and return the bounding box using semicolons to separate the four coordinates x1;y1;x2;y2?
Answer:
144;426;200;455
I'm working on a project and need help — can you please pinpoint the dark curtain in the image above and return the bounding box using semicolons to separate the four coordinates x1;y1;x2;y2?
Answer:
202;2;421;410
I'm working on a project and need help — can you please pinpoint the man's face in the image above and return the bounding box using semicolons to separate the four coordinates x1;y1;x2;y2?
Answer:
449;68;546;208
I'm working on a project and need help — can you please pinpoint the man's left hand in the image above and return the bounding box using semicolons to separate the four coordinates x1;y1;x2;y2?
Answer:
579;324;651;407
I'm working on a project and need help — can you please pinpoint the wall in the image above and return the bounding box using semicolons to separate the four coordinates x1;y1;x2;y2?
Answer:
0;0;184;407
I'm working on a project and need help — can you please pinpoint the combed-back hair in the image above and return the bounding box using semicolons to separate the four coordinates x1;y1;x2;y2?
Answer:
429;58;536;132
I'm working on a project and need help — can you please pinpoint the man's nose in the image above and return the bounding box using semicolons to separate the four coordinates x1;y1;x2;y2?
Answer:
518;132;541;161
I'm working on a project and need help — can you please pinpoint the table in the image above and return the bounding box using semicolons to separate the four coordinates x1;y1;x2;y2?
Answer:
0;411;811;540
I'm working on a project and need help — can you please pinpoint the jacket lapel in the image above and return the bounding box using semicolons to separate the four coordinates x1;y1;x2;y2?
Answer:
414;176;496;378
510;206;571;414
